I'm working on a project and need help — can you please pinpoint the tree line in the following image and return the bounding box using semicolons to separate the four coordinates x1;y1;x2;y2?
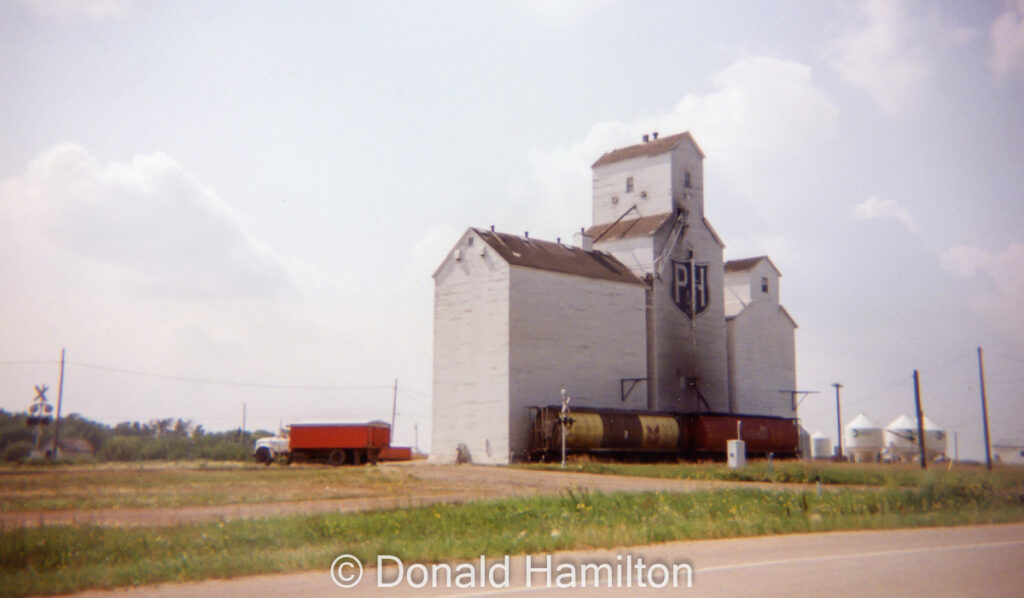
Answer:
0;409;271;463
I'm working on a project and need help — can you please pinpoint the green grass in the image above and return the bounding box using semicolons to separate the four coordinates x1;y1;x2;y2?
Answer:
2;476;1023;597
0;461;421;511
520;459;1024;489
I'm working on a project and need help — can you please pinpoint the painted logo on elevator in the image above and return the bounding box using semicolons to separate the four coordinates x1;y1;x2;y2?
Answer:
671;259;709;319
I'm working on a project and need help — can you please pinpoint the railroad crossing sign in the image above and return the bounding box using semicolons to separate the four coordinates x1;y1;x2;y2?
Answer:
27;384;53;426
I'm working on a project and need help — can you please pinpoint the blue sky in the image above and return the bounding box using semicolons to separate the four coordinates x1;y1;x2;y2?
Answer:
1;0;1022;458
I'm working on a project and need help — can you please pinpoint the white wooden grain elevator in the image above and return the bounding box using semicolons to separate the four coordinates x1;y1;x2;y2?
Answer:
431;132;797;464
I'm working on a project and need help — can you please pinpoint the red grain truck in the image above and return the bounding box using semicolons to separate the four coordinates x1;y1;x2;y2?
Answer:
253;421;390;466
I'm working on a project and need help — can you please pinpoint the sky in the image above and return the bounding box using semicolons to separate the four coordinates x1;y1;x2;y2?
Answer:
1;0;1022;458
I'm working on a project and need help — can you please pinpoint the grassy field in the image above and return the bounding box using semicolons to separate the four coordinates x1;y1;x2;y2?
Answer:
2;475;1023;597
1;461;1022;596
0;461;422;511
520;459;1024;489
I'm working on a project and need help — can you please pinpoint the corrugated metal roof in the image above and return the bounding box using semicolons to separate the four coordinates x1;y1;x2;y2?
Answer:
591;132;705;168
474;229;645;285
724;255;781;276
724;256;766;272
585;213;673;241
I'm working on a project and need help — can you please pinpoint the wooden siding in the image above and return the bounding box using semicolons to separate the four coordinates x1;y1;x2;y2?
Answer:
647;222;730;413
592;156;674;227
431;230;511;464
593;135;728;415
725;260;796;417
508;267;648;460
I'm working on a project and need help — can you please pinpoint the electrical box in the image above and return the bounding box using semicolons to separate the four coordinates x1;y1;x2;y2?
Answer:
727;439;746;469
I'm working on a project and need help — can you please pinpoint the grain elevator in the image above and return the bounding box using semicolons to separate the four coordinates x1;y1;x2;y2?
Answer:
431;132;797;464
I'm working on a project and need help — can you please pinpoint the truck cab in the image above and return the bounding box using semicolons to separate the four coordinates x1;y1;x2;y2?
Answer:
252;434;290;465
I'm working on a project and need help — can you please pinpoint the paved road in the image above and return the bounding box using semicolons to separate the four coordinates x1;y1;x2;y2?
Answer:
73;523;1024;598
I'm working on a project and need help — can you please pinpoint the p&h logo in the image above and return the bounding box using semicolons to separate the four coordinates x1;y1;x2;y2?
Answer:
671;259;709;319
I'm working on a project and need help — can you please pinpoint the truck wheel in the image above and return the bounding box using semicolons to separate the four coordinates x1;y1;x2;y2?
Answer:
328;450;346;467
254;447;271;465
351;451;364;466
369;450;379;465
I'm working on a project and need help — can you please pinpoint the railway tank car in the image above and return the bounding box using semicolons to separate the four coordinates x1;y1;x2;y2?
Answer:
528;406;799;461
529;406;685;460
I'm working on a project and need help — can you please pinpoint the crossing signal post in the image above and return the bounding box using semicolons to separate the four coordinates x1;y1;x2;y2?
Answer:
27;384;54;457
559;389;573;470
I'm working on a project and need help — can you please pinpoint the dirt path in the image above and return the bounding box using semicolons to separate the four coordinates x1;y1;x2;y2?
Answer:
0;464;813;529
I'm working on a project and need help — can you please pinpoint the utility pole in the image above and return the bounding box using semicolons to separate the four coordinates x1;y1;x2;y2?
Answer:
50;348;66;460
241;402;246;435
913;370;927;469
391;378;398;435
977;347;993;471
832;383;843;461
414;422;419;453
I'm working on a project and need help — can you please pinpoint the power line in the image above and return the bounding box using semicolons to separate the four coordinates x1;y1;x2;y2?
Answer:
397;393;431;407
403;386;433;396
69;361;395;391
991;352;1024;365
842;376;907;408
842;352;970;409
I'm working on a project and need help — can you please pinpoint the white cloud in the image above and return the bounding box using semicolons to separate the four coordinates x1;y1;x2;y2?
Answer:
405;225;463;285
506;55;839;239
724;233;794;265
990;0;1024;82
0;143;297;301
825;0;975;115
851;195;918;232
0;144;431;437
940;242;1024;334
19;0;132;20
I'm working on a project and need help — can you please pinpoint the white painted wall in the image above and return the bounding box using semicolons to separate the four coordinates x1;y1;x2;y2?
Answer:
595;236;656;275
724;280;751;316
432;134;799;464
994;444;1024;465
668;140;705;219
592;156;673;226
725;261;796;417
591;138;705;227
431;230;511;464
593;137;727;414
508;267;647;460
725;260;780;317
648;222;730;413
432;230;648;464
